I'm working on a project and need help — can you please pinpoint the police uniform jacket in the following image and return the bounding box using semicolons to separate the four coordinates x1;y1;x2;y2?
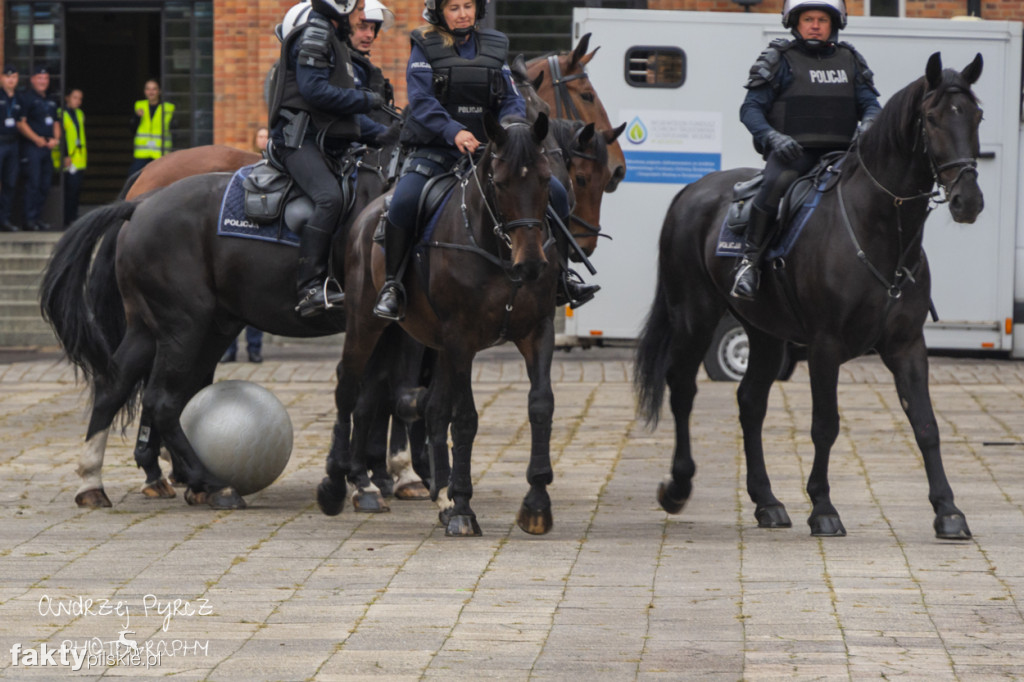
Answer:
400;27;525;149
0;89;23;144
270;12;380;151
740;39;881;155
350;51;392;134
20;88;59;142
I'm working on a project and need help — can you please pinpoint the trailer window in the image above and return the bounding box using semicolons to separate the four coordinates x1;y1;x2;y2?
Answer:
625;47;685;88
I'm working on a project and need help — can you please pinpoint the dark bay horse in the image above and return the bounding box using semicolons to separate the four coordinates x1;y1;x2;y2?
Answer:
634;53;984;540
526;33;626;192
40;144;399;510
324;114;560;536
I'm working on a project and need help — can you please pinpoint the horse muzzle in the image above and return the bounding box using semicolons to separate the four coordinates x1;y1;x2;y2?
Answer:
948;173;984;224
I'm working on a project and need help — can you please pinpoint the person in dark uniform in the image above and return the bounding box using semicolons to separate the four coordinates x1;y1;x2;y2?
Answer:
372;0;593;321
16;65;60;232
731;0;882;300
348;0;396;123
0;65;24;232
269;0;390;318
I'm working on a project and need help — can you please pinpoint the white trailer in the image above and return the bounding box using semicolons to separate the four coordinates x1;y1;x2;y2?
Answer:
561;9;1024;376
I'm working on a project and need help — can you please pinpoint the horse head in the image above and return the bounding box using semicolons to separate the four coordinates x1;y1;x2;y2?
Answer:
921;52;985;224
552;119;627;258
512;53;551;120
527;34;627;192
483;112;552;282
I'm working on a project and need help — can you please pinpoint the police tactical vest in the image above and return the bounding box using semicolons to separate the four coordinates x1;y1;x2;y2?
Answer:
768;45;859;148
401;28;508;147
271;19;360;141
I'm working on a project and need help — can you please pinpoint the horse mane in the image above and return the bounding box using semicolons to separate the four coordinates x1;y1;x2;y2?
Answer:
548;118;609;170
858;68;980;161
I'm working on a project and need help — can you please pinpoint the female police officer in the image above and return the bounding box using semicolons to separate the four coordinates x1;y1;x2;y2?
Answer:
372;0;593;321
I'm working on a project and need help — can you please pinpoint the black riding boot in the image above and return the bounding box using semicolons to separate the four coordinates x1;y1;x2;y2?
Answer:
553;217;601;309
372;220;413;321
295;224;345;318
730;205;774;301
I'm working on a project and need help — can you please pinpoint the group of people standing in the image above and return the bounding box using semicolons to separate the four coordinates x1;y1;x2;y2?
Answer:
0;67;175;233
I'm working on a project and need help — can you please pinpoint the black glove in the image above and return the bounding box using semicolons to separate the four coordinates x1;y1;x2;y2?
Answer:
365;92;384;110
765;130;803;164
376;121;401;146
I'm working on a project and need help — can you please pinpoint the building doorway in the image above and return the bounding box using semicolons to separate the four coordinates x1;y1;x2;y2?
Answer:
65;8;161;206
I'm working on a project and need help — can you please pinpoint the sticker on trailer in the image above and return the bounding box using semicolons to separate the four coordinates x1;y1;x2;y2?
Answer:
620;109;722;184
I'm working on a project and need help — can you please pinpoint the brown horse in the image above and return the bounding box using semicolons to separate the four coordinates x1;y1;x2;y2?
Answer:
122;145;260;200
322;114;560;536
527;33;626;192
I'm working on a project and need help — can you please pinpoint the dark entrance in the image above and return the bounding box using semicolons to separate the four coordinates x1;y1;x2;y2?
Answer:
66;9;161;206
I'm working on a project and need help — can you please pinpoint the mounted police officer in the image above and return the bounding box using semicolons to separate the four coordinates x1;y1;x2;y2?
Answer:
348;0;396;122
17;65;60;232
269;0;390;317
373;0;590;322
731;0;881;300
0;65;23;232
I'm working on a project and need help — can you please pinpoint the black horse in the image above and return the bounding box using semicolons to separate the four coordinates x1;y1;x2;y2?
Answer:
322;113;560;536
40;146;400;510
634;53;984;539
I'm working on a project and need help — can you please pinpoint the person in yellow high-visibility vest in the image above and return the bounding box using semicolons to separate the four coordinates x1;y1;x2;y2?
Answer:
59;88;86;226
129;78;174;176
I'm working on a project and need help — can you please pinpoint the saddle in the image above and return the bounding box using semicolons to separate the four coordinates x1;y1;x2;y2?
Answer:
373;168;461;245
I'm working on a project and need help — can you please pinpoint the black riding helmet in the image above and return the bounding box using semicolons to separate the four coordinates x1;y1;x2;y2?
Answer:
423;0;486;36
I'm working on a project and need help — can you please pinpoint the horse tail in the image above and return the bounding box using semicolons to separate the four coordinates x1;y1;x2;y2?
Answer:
118;169;143;200
40;201;137;382
634;266;674;429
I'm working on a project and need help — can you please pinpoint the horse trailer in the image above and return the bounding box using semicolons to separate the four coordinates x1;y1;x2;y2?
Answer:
560;9;1024;378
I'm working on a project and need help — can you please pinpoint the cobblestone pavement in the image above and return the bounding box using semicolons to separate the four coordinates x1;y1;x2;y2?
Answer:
0;346;1022;680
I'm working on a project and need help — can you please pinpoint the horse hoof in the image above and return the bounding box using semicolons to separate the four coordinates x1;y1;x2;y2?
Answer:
394;481;431;501
934;513;972;540
656;477;688;515
808;514;846;537
317;477;347;517
184;488;205;506
75;488;112;508
207;487;247;510
371;477;395;499
516;502;553;535
755;504;792;529
445;513;482;537
352;489;390;513
141;478;176;499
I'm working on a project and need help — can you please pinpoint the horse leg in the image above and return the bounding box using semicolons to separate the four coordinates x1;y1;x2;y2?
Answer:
430;350;478;536
387;417;430;500
879;339;970;539
737;327;792;528
514;318;556;535
805;346;846;536
387;330;430;501
348;374;390;513
76;325;156;507
656;312;718;515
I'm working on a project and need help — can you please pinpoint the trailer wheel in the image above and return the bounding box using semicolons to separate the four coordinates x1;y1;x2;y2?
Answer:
703;315;796;382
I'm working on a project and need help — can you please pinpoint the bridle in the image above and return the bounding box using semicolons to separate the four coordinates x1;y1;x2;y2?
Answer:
546;53;590;122
565;125;607;241
916;87;979;199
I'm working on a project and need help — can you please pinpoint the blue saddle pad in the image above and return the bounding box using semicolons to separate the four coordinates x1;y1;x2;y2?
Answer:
418;186;457;245
216;164;300;247
715;159;843;260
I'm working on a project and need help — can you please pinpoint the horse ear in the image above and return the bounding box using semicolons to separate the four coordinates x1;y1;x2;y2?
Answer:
532;71;544;91
533;112;549;144
604;121;627;144
576;122;596;148
962;53;983;85
926;52;943;90
485;113;507;146
511;53;527;80
579;45;600;68
570;33;591;68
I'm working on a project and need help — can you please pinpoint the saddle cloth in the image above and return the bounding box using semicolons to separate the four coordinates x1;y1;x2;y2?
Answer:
715;155;845;260
217;164;301;247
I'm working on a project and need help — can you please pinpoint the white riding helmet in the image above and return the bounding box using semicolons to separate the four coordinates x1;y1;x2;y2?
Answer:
277;1;313;42
782;0;847;30
311;0;360;23
364;0;396;32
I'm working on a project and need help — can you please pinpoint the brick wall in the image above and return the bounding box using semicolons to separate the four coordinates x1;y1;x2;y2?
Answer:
212;0;1011;147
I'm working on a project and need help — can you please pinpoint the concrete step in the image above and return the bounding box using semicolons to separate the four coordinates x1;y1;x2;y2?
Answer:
0;285;43;302
0;316;58;348
0;234;60;256
0;255;49;273
0;301;47;318
0;271;45;287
